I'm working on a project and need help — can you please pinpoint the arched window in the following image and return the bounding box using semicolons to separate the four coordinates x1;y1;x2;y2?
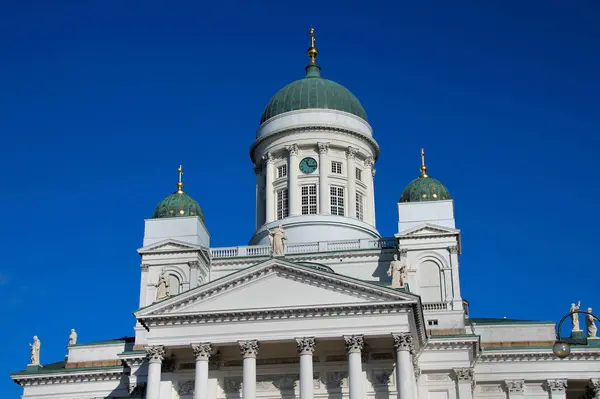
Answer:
417;260;443;302
168;274;181;296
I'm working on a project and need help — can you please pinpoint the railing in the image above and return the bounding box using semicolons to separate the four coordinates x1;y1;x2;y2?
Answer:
210;237;396;259
422;302;451;311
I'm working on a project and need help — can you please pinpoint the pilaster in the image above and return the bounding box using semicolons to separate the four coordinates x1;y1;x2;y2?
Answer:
454;368;474;399
264;153;275;223
318;142;330;215
547;379;567;399
346;147;357;219
287;144;300;216
505;380;525;397
364;156;375;226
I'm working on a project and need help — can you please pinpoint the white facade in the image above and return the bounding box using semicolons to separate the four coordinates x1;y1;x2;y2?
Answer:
10;50;600;399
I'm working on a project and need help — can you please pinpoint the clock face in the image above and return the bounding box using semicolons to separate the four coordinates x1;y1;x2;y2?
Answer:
299;157;318;174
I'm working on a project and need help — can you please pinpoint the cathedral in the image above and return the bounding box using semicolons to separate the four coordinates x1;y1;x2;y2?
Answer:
10;29;600;399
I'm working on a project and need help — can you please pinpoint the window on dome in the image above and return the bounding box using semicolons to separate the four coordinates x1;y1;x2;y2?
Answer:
355;192;364;221
355;168;362;181
331;161;342;174
276;189;289;220
277;164;287;179
330;186;345;216
301;185;317;215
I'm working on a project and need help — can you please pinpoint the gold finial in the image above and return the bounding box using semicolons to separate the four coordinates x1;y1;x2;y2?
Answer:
308;27;318;64
420;148;428;178
176;165;184;193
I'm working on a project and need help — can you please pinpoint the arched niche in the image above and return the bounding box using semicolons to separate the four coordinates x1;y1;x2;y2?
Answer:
417;259;443;302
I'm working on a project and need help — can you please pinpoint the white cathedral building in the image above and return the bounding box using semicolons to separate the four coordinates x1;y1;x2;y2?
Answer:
11;30;600;399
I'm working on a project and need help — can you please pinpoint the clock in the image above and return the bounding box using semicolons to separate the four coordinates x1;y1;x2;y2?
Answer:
299;157;318;174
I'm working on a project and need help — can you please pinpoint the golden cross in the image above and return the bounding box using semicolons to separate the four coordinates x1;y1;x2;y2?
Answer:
420;148;428;177
177;165;184;193
310;27;315;48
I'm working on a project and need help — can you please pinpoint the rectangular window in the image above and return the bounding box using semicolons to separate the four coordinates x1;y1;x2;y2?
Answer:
331;161;342;174
330;186;345;216
301;185;317;215
276;189;289;220
277;164;287;178
355;168;362;181
355;192;364;221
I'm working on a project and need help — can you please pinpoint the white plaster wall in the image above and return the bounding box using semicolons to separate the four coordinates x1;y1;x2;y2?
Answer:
398;201;456;232
143;217;210;247
472;323;556;343
67;342;128;362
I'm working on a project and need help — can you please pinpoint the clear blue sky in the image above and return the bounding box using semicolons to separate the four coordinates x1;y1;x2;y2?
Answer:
1;0;599;395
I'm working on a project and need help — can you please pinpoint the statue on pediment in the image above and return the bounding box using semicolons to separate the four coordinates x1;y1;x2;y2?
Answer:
268;225;287;257
29;336;40;365
156;269;170;301
571;301;582;332
387;254;407;288
68;329;77;345
587;307;598;338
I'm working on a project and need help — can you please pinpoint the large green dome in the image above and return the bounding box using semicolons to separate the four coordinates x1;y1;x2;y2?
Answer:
400;176;452;203
260;64;368;124
152;191;204;221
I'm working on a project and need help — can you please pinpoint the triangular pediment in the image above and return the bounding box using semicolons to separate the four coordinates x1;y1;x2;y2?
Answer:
137;239;205;255
396;223;460;238
135;258;419;318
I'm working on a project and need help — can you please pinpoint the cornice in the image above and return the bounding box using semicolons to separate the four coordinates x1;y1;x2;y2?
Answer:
11;367;124;387
480;349;600;362
250;125;380;161
139;302;410;327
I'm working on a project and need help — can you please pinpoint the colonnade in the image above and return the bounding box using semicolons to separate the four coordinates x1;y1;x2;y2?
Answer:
144;333;415;399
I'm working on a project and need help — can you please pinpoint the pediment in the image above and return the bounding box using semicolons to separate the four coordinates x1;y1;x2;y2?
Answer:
135;258;419;318
396;223;460;238
137;239;204;255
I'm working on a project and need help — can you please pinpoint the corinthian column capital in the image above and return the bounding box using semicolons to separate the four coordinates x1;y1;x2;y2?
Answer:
344;335;364;354
192;343;212;361
296;337;316;355
145;346;165;362
317;142;330;154
392;333;413;352
238;340;259;358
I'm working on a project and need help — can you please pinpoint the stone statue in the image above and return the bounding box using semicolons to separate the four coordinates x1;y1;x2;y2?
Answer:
68;329;77;346
155;270;170;301
586;308;598;338
387;254;407;288
571;301;582;332
29;336;40;366
268;225;287;256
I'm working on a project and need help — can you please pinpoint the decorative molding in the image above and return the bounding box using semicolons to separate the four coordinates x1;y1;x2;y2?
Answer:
346;146;358;159
392;332;412;352
178;380;195;395
344;335;364;354
145;346;165;362
478;385;502;393
448;246;459;254
188;261;200;269
589;379;600;393
223;377;242;393
296;337;316;355
398;248;408;258
364;156;374;168
239;340;259;358
505;380;525;393
12;368;124;387
454;368;473;382
317;142;330;154
325;371;348;389
480;350;600;362
192;343;212;361
264;152;274;164
140;263;149;272
547;379;567;392
371;369;393;387
426;373;449;381
285;143;299;156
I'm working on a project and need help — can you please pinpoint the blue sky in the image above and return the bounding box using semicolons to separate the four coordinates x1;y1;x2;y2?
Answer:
1;0;599;395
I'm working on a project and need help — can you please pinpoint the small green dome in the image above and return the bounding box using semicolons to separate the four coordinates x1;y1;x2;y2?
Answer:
152;191;204;221
260;64;368;124
400;176;452;203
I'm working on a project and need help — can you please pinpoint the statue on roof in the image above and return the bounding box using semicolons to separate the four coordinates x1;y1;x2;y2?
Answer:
69;329;77;346
387;254;407;288
586;308;598;338
571;301;582;332
268;225;287;257
29;336;40;366
155;270;170;301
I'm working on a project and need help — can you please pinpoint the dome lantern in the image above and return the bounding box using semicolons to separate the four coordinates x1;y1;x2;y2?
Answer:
152;165;205;221
400;149;452;203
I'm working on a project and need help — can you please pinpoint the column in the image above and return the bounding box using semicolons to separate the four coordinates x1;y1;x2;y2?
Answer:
454;369;474;399
254;164;261;229
287;144;300;216
588;379;600;399
346;147;357;219
239;340;259;399
504;380;524;398
448;245;462;308
296;337;316;399
145;346;165;399
318;142;330;214
392;333;414;399
364;157;375;226
264;153;275;223
344;335;364;399
192;343;212;399
546;380;567;399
